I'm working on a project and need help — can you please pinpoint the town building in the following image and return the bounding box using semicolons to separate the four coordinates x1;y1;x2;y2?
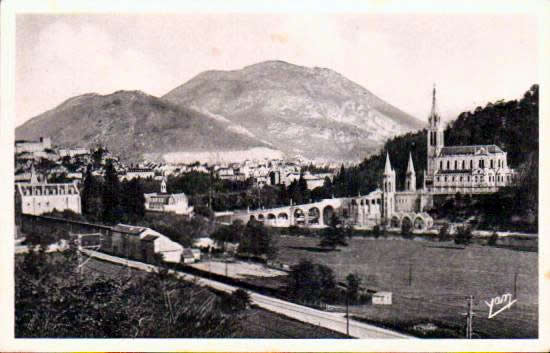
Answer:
16;167;81;216
372;291;392;305
120;167;155;181
58;147;90;158
15;136;52;154
423;85;517;194
143;178;194;216
104;223;184;263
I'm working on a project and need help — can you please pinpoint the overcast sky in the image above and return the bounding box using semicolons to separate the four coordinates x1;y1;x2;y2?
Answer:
16;13;538;127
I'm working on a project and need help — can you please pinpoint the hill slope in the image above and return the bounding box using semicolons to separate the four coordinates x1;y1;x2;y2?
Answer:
163;60;425;161
15;90;272;162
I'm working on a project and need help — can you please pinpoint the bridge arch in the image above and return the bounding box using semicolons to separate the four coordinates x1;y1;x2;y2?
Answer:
277;212;288;220
308;207;320;225
294;208;305;225
322;205;335;225
401;215;413;230
258;214;265;222
414;215;426;230
390;215;401;228
267;213;276;220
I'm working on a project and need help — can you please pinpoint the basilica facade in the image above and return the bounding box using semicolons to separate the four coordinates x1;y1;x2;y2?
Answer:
423;86;517;194
375;86;517;228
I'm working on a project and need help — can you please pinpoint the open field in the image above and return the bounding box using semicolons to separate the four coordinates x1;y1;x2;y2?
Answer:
274;235;538;338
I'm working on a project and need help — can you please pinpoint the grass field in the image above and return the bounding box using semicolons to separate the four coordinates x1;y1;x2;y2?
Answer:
274;235;538;338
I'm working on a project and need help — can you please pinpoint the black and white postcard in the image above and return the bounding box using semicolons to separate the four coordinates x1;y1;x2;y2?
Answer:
1;0;549;351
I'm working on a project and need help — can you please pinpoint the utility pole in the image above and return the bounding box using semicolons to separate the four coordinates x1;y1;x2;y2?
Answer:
461;295;475;339
513;270;518;299
209;167;213;211
346;290;350;337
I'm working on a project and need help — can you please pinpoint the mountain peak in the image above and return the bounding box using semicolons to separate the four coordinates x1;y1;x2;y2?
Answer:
163;61;425;161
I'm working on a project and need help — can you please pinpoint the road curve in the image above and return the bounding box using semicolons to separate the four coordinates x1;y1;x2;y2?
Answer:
80;249;412;339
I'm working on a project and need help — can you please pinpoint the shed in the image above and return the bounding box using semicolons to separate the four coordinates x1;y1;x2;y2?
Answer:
372;291;392;305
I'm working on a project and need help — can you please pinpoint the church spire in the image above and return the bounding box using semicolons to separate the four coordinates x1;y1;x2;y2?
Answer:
160;176;167;193
406;152;415;175
430;83;440;125
384;152;393;174
30;163;39;184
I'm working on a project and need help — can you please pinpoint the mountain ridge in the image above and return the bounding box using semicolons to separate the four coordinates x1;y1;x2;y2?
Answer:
17;60;426;162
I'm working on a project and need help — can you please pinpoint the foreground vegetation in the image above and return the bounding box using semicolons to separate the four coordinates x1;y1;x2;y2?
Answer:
15;248;346;338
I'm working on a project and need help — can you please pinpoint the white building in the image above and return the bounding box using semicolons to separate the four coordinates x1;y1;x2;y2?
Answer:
15;137;52;154
144;178;194;216
372;291;392;305
120;168;155;181
16;167;81;215
423;85;517;194
59;147;90;158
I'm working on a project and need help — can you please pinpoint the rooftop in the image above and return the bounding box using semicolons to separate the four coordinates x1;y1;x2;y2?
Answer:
439;145;504;156
112;224;146;235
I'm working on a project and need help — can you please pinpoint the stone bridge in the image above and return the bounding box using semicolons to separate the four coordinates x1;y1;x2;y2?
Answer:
231;198;347;227
226;192;433;231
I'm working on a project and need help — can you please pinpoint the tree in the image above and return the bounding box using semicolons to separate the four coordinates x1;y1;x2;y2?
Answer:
120;178;145;221
454;225;473;245
238;219;278;259
345;273;362;304
102;161;121;224
219;289;251;313
438;223;450;242
286;260;338;305
401;219;413;239
488;231;498;246
372;224;382;238
319;214;348;249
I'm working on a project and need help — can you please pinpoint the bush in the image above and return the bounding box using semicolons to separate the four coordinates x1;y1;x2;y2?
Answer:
438;224;451;242
401;221;413;239
454;225;473;245
488;231;498;246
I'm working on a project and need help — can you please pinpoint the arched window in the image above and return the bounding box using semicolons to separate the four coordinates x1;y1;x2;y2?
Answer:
447;160;450;169
470;160;473;169
462;160;465;169
490;160;494;169
454;160;458;169
440;161;443;170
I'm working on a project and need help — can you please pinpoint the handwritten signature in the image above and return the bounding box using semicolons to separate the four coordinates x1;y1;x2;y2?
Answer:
485;293;517;319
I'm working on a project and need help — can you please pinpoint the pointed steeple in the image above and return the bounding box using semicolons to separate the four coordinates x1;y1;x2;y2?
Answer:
429;83;440;125
160;176;167;194
406;152;415;175
384;152;393;174
30;163;38;184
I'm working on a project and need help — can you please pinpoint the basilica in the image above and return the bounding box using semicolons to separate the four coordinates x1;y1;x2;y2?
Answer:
376;85;517;228
423;85;517;194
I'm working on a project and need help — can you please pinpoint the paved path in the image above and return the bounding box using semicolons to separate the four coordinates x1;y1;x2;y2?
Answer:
80;249;412;339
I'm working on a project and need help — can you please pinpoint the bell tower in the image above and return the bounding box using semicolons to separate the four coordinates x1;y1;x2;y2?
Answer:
382;152;396;222
425;84;444;189
405;152;416;192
